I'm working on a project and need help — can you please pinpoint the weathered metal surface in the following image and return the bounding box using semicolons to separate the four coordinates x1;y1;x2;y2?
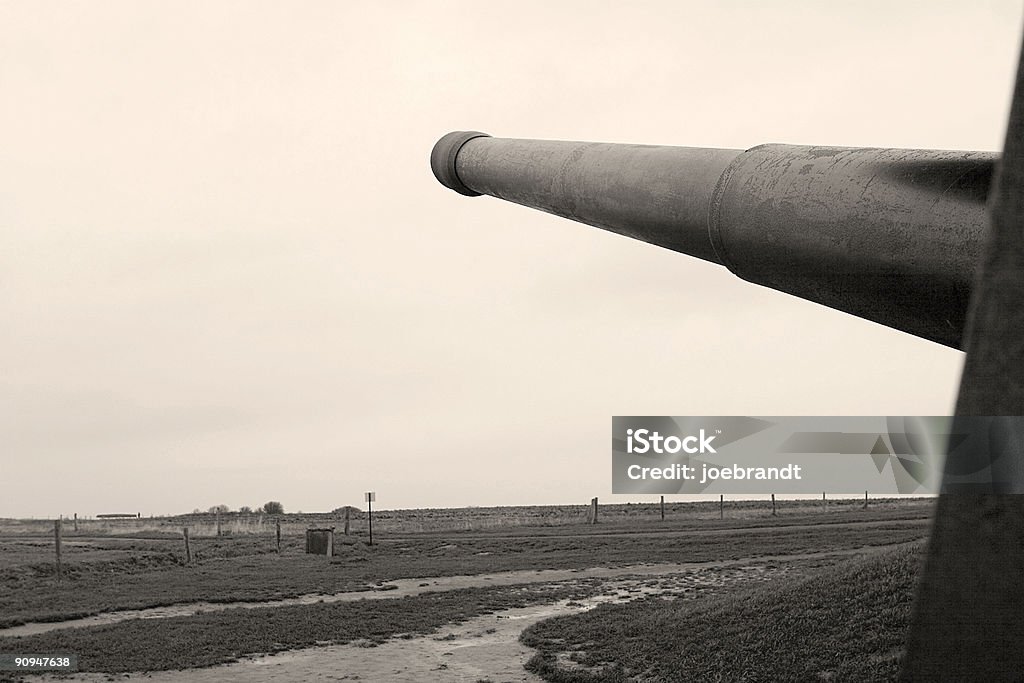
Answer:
431;133;995;348
711;145;991;348
434;133;740;263
902;27;1024;680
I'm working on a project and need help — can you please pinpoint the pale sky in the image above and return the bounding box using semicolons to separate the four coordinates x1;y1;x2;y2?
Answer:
2;1;1022;517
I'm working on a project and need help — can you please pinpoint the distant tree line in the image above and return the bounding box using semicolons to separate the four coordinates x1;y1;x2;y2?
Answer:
194;501;286;515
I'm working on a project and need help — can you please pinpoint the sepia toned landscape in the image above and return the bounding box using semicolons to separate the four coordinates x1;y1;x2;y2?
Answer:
5;2;1023;679
1;498;932;681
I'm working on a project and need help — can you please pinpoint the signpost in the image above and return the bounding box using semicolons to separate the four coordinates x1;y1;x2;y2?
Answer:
365;491;375;546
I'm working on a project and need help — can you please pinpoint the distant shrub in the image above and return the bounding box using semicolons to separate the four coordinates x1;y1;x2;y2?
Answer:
262;501;285;515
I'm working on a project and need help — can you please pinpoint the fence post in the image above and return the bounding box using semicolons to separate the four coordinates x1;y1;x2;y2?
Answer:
660;495;665;521
720;494;724;519
276;520;282;554
864;490;869;509
73;512;78;532
772;493;777;516
326;529;334;558
182;527;192;564
590;497;598;524
54;519;62;581
216;510;222;537
344;507;350;536
368;499;374;546
822;492;827;512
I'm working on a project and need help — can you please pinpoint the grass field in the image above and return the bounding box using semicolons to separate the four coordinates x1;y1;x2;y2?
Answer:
521;545;921;682
0;498;934;680
0;496;929;537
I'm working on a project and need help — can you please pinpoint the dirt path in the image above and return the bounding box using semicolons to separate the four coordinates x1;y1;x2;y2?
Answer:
382;515;932;542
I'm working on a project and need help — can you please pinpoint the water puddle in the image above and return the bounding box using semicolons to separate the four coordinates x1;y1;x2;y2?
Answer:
4;544;905;639
36;567;780;682
0;562;702;638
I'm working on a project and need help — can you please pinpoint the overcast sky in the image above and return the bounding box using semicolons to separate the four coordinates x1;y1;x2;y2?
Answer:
2;1;1022;517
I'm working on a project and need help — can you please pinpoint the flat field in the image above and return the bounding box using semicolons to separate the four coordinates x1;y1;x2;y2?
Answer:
0;498;934;681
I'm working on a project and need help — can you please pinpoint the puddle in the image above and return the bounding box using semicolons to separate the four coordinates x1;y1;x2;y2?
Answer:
3;544;910;639
35;567;780;682
0;562;701;638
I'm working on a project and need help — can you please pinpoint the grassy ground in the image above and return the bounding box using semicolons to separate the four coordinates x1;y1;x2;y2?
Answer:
0;497;933;537
0;582;604;674
520;544;922;682
0;552;880;676
0;511;930;628
0;502;934;679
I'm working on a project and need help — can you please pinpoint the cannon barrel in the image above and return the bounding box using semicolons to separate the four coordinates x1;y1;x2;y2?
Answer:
431;131;995;348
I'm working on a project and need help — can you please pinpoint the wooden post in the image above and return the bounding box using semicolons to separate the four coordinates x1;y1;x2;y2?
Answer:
182;527;191;564
344;507;350;535
216;510;222;537
864;490;869;509
590;497;598;524
822;492;827;511
772;493;777;516
54;519;62;581
73;512;78;532
368;498;374;546
275;520;281;554
720;494;724;519
660;495;665;521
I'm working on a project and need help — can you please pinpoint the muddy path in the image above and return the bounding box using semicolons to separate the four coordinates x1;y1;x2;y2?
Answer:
37;564;803;683
43;602;564;682
3;543;917;640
